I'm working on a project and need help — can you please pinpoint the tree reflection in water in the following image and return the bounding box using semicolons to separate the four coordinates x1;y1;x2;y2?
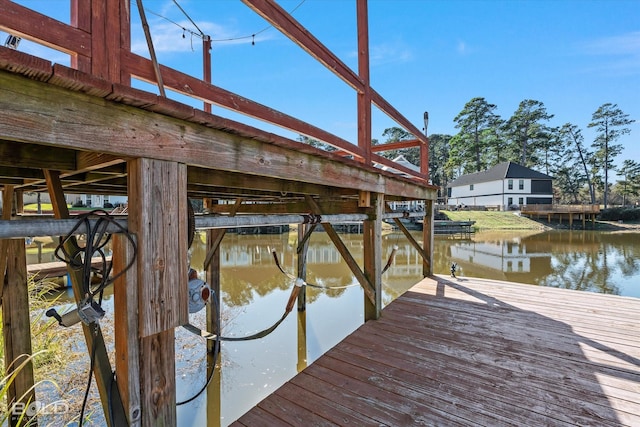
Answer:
436;230;640;297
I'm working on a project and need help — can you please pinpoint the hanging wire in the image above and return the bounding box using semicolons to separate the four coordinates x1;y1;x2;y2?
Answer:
172;0;205;38
141;0;307;45
210;0;306;43
271;249;358;290
145;7;204;40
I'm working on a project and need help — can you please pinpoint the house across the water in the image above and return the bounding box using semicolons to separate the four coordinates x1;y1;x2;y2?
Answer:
447;161;553;210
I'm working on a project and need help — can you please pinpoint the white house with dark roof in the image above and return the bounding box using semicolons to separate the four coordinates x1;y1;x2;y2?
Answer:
447;161;553;210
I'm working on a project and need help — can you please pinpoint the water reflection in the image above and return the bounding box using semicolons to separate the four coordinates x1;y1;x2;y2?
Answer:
29;228;639;425
435;230;640;297
180;228;638;425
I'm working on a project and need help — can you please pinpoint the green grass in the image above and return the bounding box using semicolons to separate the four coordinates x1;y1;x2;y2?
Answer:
440;210;549;230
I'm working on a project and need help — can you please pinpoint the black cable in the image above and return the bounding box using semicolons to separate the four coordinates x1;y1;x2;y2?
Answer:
177;285;222;406
271;250;357;290
108;371;115;427
56;209;137;297
53;211;137;424
78;326;98;427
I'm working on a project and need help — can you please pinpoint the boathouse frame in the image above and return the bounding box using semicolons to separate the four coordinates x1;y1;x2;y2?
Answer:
0;1;436;425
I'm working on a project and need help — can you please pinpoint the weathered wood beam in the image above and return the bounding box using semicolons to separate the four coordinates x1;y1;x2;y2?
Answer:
76;152;126;171
423;199;434;276
113;233;141;426
363;192;383;320
207;199;362;215
0;166;44;181
43;170;128;426
0;72;413;195
127;158;186;425
128;158;187;336
1;185;36;426
0;70;435;199
0;178;24;186
0;187;11;299
121;51;363;159
0;140;76;171
187;167;356;198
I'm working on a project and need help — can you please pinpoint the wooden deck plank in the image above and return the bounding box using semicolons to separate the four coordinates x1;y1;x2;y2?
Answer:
232;276;640;426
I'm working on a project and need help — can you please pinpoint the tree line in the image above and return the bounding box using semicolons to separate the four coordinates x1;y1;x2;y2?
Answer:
373;98;636;208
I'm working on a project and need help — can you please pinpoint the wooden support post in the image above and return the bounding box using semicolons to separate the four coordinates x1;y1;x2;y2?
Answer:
43;171;128;426
1;186;35;426
203;199;223;348
127;158;187;426
423;199;434;276
296;223;309;312
296;222;310;372
363;193;383;321
203;201;223;427
113;234;141;426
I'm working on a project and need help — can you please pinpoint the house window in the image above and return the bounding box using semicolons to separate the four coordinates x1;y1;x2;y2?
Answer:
470;184;474;191
508;197;513;206
519;179;524;190
508;179;513;190
519;197;524;205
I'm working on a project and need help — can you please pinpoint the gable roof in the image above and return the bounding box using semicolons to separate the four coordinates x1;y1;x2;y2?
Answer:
448;161;553;187
379;155;420;176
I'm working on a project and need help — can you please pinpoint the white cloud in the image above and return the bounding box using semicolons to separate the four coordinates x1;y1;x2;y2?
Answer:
583;31;640;56
131;20;273;55
580;31;640;75
457;40;467;55
369;41;413;66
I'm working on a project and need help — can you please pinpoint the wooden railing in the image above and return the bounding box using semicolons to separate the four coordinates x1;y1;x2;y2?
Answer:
0;0;429;182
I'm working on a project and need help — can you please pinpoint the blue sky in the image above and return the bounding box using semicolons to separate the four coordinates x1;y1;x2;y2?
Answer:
6;0;640;169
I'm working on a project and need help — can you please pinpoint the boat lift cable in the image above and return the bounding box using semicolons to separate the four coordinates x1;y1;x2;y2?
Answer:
177;290;221;406
382;245;399;275
182;278;299;342
271;250;358;289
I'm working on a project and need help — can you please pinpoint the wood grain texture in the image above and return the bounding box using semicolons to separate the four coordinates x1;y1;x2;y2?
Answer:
0;69;437;200
128;158;188;337
234;276;640;426
1;186;35;419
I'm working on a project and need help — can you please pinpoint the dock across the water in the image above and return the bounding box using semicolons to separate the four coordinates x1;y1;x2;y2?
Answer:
234;276;640;426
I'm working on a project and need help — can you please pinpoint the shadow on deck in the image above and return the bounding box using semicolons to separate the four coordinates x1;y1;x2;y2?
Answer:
234;276;640;426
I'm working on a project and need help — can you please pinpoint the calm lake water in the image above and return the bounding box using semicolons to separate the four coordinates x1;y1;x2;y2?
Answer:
27;228;640;425
174;228;640;426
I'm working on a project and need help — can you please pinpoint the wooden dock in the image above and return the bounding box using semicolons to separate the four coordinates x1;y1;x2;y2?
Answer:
233;276;640;426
